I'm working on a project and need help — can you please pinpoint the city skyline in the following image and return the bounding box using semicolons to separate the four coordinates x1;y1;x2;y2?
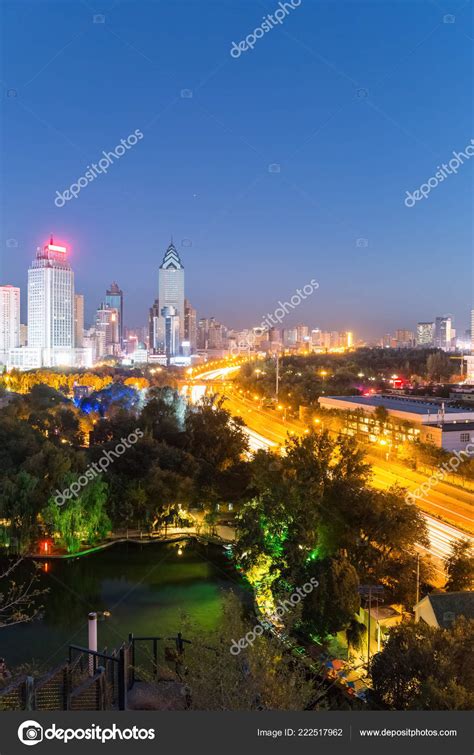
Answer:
1;235;469;355
2;2;472;336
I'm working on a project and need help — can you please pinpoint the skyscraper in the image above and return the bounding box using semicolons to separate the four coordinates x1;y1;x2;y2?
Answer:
434;316;453;350
28;237;74;364
197;317;209;350
416;322;434;346
149;241;196;361
158;242;185;349
95;303;120;357
161;305;180;361
395;329;414;348
148;299;161;353
105;282;124;346
471;309;474;353
184;298;197;353
74;294;84;347
0;285;20;364
8;238;91;370
207;317;224;349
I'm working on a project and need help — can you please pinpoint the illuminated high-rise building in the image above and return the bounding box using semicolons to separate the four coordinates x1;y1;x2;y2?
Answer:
158;242;185;349
395;329;414;348
207;317;224;349
0;285;20;364
416;322;434;346
95;304;120;357
296;324;309;343
28;237;74;357
19;324;27;346
435;316;452;350
74;294;84;347
184;298;197;353
161;305;180;361
149;299;161;353
105;282;124;346
8;238;91;370
283;327;297;346
149;241;196;361
471;309;474;353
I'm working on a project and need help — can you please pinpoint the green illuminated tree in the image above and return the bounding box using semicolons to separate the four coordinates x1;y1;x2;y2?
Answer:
43;477;110;553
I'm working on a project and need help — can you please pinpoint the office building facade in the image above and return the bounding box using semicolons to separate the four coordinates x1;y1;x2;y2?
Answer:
0;285;20;364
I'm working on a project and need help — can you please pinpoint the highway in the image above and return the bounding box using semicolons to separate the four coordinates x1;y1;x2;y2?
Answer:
191;366;474;570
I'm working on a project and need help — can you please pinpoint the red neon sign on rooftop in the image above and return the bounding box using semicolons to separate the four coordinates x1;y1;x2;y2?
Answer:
44;235;67;254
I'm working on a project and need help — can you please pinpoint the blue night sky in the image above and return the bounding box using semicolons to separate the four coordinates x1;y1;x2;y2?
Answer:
1;0;472;338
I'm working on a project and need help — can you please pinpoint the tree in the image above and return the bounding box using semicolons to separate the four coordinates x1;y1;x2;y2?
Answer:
178;591;319;710
370;618;474;710
43;478;110;553
0;559;46;629
184;396;249;470
445;539;474;591
302;556;360;640
426;352;452;382
140;386;186;442
346;616;365;651
236;491;289;593
0;471;39;552
278;431;370;575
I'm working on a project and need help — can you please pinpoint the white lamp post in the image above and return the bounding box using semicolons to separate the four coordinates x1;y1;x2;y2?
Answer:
88;612;97;675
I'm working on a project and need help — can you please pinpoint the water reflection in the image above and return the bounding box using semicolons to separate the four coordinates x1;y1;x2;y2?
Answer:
0;541;241;670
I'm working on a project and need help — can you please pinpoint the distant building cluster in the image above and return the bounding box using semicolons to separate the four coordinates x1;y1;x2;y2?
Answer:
0;236;472;374
380;314;473;353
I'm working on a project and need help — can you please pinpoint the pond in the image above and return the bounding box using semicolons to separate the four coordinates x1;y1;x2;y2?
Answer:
0;539;246;672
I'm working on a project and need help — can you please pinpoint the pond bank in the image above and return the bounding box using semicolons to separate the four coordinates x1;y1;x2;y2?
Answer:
21;526;236;560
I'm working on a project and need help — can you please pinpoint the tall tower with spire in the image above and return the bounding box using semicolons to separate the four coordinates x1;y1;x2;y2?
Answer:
158;241;185;351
